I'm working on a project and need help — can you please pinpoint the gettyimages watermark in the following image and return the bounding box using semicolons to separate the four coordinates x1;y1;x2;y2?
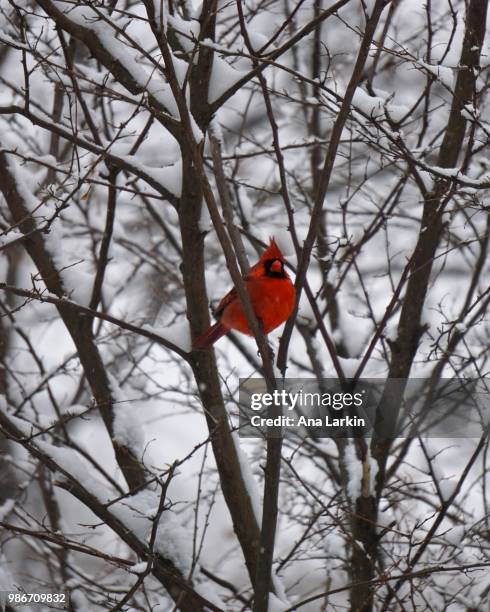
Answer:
238;378;490;439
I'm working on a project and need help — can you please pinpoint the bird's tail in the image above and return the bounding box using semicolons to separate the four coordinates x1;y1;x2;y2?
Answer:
192;322;227;350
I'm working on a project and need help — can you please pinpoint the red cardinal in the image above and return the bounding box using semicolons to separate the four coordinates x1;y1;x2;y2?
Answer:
193;238;296;350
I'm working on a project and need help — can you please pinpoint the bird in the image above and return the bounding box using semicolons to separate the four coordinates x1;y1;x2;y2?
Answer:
192;238;296;350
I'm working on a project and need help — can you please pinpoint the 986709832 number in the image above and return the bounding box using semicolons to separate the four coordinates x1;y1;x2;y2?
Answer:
3;591;69;609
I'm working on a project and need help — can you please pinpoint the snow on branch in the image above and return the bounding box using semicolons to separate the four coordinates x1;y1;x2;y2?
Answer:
36;0;180;130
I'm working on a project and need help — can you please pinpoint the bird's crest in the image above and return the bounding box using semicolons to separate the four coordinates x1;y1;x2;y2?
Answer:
261;236;284;261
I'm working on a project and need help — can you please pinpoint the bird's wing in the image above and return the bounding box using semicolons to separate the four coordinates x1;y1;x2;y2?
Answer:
214;274;252;318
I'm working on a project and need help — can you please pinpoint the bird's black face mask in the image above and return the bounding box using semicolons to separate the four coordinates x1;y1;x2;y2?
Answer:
264;258;286;278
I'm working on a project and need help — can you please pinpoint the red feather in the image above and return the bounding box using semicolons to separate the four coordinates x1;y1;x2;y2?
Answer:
192;321;227;350
192;237;295;350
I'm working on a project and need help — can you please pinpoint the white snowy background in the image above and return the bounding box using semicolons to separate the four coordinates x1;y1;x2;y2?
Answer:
0;0;489;610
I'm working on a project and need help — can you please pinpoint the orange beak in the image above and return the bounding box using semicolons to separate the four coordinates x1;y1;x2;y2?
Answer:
270;260;282;273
